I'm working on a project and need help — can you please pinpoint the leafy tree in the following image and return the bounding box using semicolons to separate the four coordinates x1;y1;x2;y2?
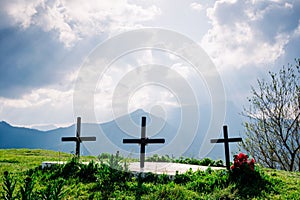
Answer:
242;59;300;171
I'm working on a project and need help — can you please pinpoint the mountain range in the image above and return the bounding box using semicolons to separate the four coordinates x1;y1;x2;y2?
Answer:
0;107;244;160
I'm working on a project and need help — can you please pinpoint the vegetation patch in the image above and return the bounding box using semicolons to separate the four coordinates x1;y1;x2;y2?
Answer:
0;159;19;164
0;149;299;199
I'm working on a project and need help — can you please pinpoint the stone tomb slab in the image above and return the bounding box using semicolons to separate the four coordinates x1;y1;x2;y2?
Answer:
128;162;225;175
42;161;90;169
42;161;225;176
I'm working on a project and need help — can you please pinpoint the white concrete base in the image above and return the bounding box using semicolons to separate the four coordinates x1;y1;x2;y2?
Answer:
41;161;225;175
42;161;66;169
41;161;90;169
128;162;225;175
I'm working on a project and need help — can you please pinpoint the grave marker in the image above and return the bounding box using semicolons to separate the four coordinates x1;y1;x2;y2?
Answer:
123;116;165;169
211;125;242;170
61;117;96;157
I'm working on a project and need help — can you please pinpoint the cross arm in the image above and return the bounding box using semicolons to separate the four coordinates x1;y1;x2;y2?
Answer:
61;137;78;142
123;139;142;144
210;138;242;143
123;138;165;144
146;138;165;144
80;137;96;141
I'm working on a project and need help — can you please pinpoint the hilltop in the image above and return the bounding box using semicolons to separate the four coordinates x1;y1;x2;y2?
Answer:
0;149;299;199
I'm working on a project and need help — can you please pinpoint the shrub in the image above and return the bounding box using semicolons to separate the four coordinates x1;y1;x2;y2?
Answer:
95;163;132;199
186;170;229;194
228;153;277;198
174;169;194;184
146;154;172;162
174;157;223;167
199;158;215;166
38;178;65;200
1;171;17;200
60;156;81;179
98;151;128;171
213;159;224;167
20;176;35;200
97;152;111;159
78;160;98;182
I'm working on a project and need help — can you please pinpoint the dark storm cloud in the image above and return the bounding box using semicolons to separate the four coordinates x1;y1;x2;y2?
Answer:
0;26;76;98
212;0;300;43
253;1;300;43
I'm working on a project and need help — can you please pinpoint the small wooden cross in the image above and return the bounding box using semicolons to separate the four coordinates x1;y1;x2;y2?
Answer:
210;125;242;170
61;117;96;157
123;116;165;169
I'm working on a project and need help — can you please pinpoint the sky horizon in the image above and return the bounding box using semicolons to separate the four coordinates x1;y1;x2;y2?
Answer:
0;0;299;132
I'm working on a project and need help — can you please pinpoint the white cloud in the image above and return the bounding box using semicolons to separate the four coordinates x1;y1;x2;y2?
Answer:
190;2;204;11
3;0;42;28
128;85;179;111
0;87;73;127
285;2;293;9
201;0;300;70
2;0;161;47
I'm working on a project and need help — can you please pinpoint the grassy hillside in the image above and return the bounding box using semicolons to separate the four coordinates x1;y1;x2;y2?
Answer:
0;149;96;174
0;149;299;199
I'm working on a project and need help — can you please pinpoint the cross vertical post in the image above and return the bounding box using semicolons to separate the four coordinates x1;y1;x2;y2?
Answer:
223;126;230;170
210;125;242;170
61;117;96;157
76;117;81;156
140;117;146;168
123;116;165;169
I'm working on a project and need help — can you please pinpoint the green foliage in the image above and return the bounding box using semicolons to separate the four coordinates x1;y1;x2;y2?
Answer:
146;154;224;166
98;151;129;171
0;149;300;199
20;176;35;200
242;59;300;171
38;178;65;200
60;156;81;179
146;183;200;199
146;154;173;162
94;163;132;199
97;152;111;159
174;169;194;184
174;156;224;167
1;171;17;200
78;160;98;182
229;166;276;198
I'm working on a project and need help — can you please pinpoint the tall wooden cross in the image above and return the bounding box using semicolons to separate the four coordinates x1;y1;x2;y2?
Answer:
210;125;242;170
61;117;96;157
123;116;165;169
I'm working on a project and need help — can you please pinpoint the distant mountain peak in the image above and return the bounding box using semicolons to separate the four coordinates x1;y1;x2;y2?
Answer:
31;124;58;131
130;109;148;118
0;121;11;127
132;108;146;114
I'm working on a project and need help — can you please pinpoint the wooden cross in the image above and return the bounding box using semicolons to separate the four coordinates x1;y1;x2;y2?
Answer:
210;125;242;170
123;116;165;169
61;117;96;157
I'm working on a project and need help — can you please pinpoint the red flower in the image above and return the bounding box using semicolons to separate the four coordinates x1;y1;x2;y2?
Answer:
231;153;255;171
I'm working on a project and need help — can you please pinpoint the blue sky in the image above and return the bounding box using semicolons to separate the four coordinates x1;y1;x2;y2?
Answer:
0;0;299;131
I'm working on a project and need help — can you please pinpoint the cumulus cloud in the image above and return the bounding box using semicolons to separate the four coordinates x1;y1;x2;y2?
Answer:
201;0;300;69
0;0;161;99
190;2;204;11
1;0;161;47
0;87;74;127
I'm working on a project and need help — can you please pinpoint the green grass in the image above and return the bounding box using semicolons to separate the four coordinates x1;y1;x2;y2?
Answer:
0;149;299;199
0;149;95;174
